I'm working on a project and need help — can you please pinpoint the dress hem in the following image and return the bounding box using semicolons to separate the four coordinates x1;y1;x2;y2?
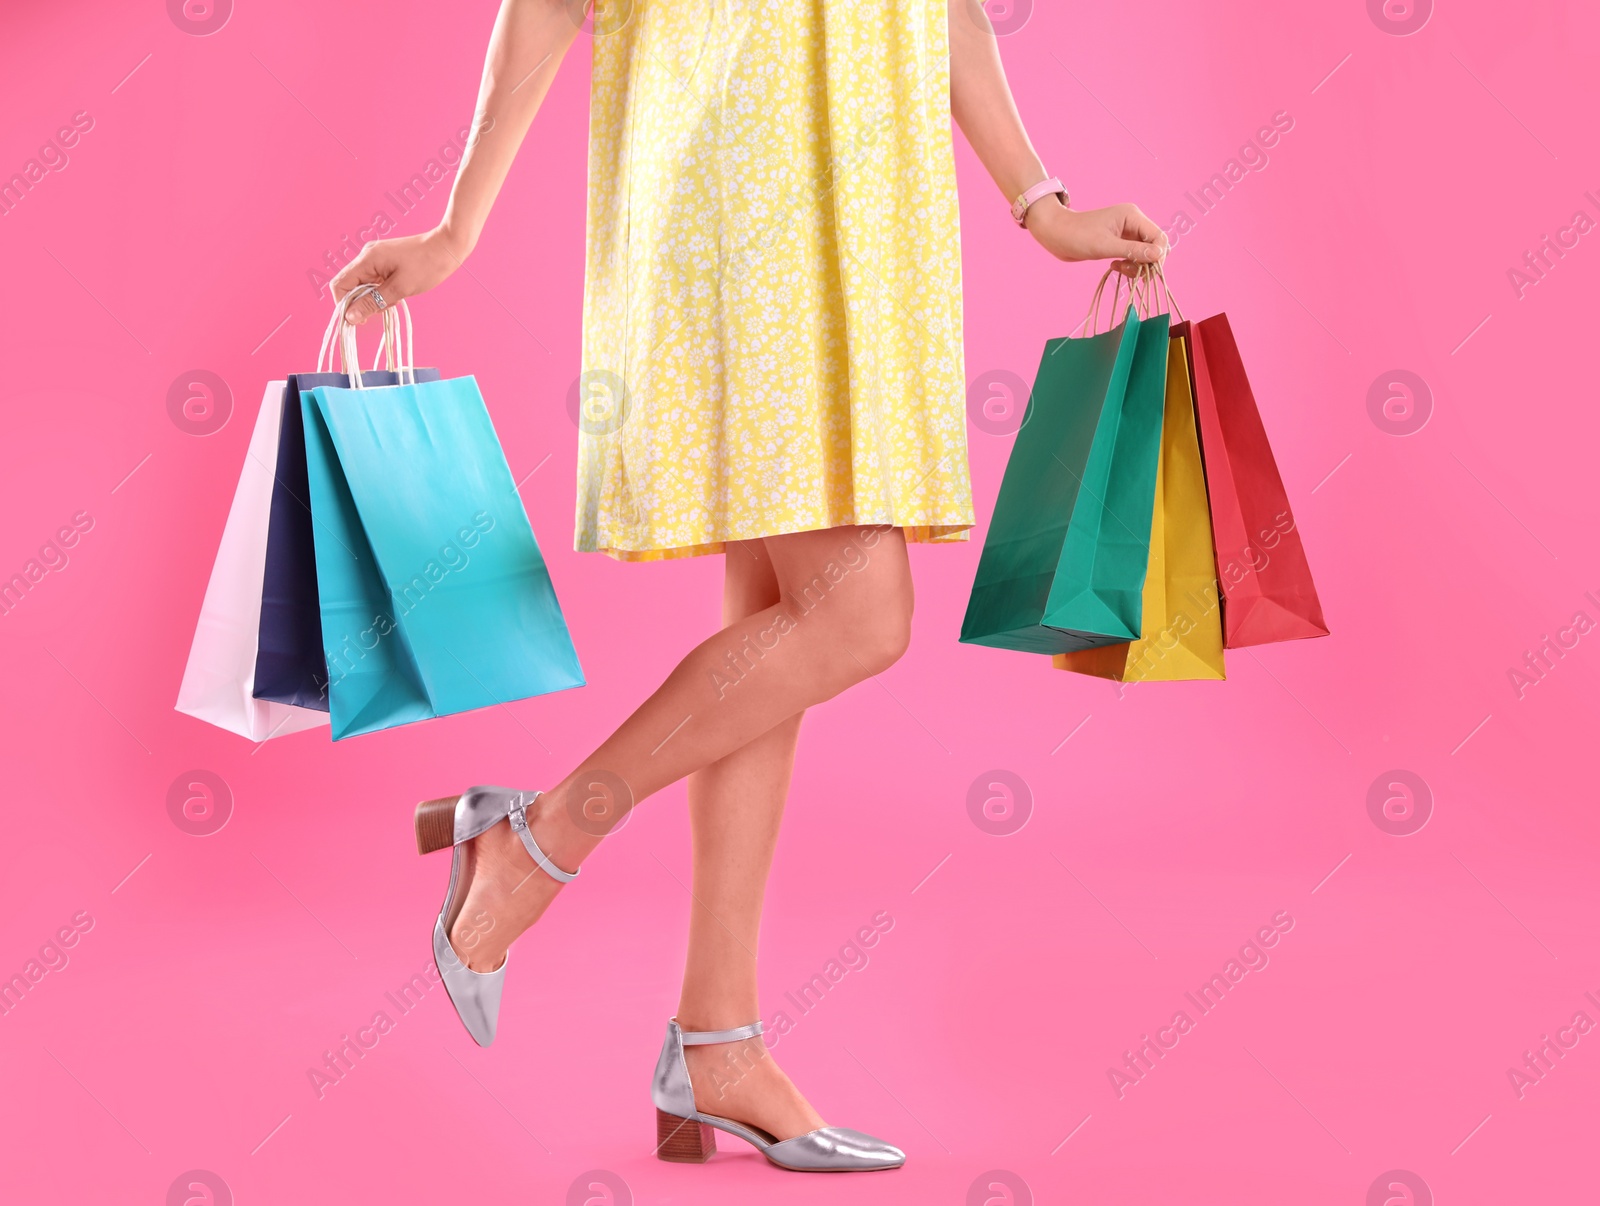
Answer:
577;518;974;563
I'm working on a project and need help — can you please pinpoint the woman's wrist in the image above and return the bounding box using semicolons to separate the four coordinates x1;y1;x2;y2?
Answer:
433;218;478;263
1023;193;1071;235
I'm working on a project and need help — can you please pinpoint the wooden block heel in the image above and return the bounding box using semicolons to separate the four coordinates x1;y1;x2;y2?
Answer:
414;796;458;855
655;1108;716;1163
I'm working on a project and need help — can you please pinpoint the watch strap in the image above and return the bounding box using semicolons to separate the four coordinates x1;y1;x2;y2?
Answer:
1012;175;1068;226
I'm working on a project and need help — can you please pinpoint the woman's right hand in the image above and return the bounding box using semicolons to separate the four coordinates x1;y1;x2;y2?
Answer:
331;226;469;325
1026;200;1169;275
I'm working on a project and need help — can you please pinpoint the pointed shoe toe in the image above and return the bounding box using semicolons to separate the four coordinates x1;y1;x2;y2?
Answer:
764;1126;906;1172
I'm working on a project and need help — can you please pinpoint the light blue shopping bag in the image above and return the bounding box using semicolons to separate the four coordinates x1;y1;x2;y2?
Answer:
301;374;584;739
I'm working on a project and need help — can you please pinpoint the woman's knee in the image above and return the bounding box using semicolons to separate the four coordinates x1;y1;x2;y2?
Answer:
770;527;914;679
849;596;913;677
763;523;914;675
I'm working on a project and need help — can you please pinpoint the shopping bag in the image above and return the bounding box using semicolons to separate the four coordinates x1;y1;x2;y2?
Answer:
298;297;584;739
1177;312;1328;646
254;336;440;712
175;381;331;741
1054;325;1225;682
961;272;1169;653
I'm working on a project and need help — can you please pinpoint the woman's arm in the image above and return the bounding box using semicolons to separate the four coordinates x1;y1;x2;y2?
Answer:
333;0;581;324
948;0;1167;270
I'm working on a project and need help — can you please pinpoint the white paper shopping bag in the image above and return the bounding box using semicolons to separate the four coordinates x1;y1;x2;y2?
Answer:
176;381;329;741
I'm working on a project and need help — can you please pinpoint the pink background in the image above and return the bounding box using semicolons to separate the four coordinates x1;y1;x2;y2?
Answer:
3;1;1598;1202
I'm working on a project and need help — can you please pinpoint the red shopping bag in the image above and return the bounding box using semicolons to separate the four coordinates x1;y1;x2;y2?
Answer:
1174;314;1328;647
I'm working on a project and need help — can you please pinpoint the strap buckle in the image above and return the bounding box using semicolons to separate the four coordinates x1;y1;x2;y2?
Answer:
506;791;580;884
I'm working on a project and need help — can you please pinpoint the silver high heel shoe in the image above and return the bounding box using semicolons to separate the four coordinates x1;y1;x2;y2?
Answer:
651;1018;906;1172
414;786;579;1047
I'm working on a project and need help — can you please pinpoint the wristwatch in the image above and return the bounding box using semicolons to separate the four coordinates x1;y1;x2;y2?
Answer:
1011;175;1069;227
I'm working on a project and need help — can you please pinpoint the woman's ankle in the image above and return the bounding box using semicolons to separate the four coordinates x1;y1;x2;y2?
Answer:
674;1004;762;1032
528;784;605;873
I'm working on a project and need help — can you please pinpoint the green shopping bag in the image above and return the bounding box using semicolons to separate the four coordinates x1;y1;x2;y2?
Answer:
961;273;1170;654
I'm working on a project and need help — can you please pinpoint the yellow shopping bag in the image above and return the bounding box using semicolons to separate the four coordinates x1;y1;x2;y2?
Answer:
1053;329;1225;682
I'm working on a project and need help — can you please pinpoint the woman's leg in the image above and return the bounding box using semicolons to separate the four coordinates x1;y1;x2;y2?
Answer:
449;523;913;972
674;540;824;1139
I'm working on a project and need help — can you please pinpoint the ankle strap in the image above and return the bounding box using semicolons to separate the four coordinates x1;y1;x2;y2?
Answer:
506;791;579;884
680;1020;764;1045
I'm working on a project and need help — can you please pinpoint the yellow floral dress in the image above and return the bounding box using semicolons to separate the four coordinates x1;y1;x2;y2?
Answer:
575;0;974;560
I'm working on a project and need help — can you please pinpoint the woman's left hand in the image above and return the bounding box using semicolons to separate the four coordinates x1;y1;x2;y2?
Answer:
1025;199;1169;275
